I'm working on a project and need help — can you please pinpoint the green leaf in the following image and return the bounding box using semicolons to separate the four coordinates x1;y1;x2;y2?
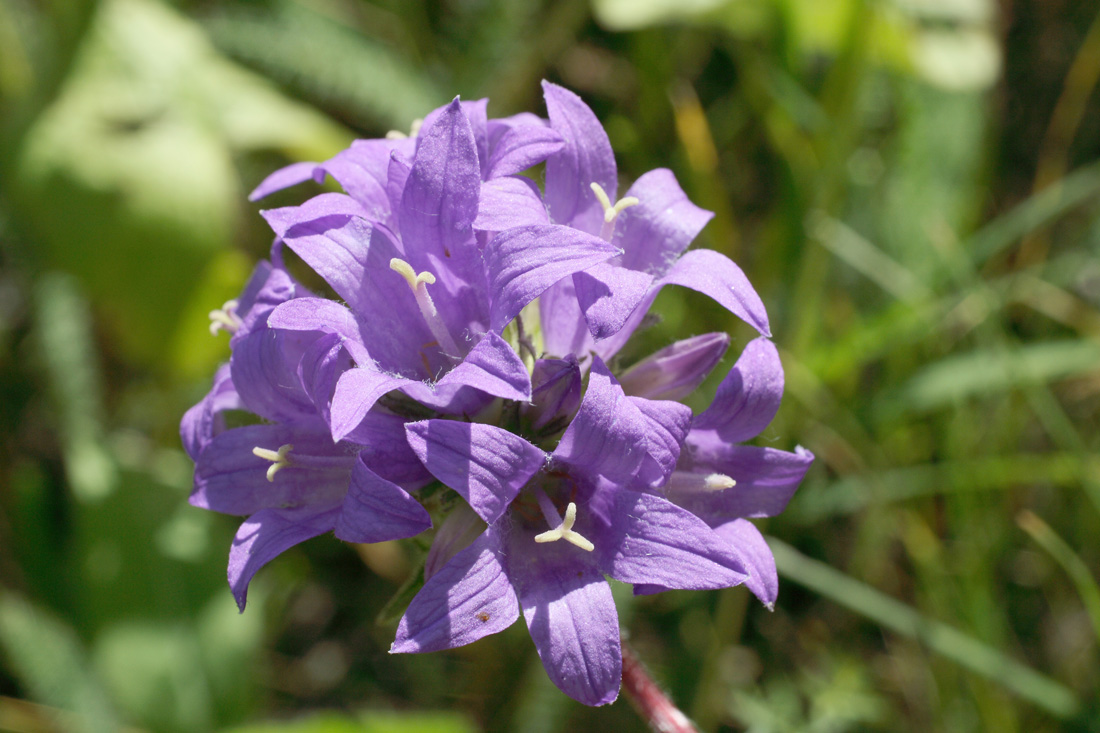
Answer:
11;0;348;369
204;1;445;131
0;592;120;733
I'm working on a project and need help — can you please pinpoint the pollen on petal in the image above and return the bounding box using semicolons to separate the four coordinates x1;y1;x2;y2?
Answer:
253;443;294;482
668;470;736;495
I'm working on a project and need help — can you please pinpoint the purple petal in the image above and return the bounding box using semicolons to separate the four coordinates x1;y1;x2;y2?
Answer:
181;364;240;460
525;356;582;431
297;332;350;424
618;332;730;402
405;420;546;524
267;298;372;366
473;176;550;231
192;424;351;515
248;161;320;201
485;224;619;333
231;263;300;340
392;529;519;652
333;456;431;543
431;330;532;402
318;138;414;223
228;504;340;611
385;151;412;234
330;367;414;443
230;326;325;424
553;357;645;482
399;98;481;277
627;396;692;489
424;504;484;580
508;536;621;706
693;337;783;442
343;410;432;487
420;98;489;179
714;519;777;608
486;124;564;179
597;490;747;589
659;249;771;337
539;277;596;361
675;443;814;521
615;168;714;273
573;261;654;340
542;81;617;236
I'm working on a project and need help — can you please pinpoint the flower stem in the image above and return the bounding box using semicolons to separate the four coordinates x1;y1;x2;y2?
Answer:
621;640;701;733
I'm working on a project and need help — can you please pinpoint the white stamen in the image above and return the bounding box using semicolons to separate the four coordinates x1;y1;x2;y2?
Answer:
208;300;242;336
534;501;595;552
668;471;736;495
390;258;461;356
253;444;293;482
385;118;424;140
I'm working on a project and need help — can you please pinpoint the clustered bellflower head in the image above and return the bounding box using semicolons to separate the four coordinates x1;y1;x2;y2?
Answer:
183;81;813;707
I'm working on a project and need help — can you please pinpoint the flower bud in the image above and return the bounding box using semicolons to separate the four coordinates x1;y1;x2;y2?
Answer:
618;332;729;401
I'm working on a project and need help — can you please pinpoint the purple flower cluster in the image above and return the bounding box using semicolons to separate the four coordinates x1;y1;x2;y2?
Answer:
182;82;812;706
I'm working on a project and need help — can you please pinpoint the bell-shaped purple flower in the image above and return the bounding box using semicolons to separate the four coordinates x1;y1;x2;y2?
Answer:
256;99;620;442
182;262;432;610
391;359;749;706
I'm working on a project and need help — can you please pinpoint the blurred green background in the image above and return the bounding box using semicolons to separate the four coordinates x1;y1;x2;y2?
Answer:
1;0;1099;730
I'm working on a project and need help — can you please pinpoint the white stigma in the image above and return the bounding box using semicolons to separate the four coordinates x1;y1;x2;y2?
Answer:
534;501;595;552
590;182;640;240
390;258;461;356
252;444;293;482
668;471;736;495
208;300;242;336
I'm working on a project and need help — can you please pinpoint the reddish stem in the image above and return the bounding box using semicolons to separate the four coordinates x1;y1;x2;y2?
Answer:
621;641;701;733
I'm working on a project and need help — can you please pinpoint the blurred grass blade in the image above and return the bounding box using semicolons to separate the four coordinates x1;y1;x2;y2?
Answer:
793;452;1100;522
769;538;1081;719
34;273;116;502
885;339;1100;416
968;160;1100;266
806;210;930;301
204;1;444;130
0;592;120;733
1018;510;1100;646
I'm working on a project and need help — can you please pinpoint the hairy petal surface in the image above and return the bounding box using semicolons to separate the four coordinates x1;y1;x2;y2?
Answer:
614;168;714;273
509;533;620;706
715;519;778;608
693;337;784;443
542;81;617;236
597;490;746;588
484;224;619;333
573;262;654;341
334;457;431;543
405;420;547;524
228;504;340;611
553;357;645;482
392;529;519;652
473;176;549;231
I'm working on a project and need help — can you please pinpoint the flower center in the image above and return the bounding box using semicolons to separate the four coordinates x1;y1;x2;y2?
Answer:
533;493;594;552
590;182;639;240
667;471;736;495
253;443;293;482
209;300;242;336
390;258;461;357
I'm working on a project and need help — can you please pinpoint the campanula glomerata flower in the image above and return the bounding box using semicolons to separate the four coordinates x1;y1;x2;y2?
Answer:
183;83;812;707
